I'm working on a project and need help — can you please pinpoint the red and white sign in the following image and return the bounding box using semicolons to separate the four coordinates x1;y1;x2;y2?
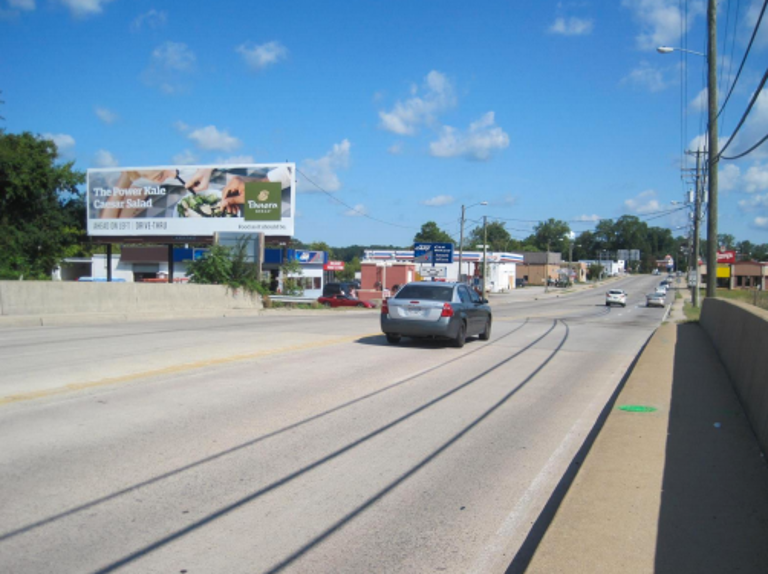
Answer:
324;261;345;271
717;250;736;264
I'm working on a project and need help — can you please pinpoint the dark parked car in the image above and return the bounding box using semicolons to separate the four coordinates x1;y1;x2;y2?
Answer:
317;295;375;308
322;282;356;298
380;281;492;347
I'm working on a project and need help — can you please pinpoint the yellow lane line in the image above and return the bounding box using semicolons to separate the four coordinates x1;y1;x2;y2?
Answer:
1;332;381;407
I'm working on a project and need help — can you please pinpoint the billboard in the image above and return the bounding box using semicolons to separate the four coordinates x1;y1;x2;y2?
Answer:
86;163;295;237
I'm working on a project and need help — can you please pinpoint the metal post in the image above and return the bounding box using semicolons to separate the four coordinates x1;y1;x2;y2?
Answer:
106;244;112;282
167;244;174;283
706;0;719;298
693;151;702;307
482;215;488;297
458;205;465;283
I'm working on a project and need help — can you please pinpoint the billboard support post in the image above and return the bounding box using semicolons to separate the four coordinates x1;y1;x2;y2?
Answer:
107;244;113;282
167;244;174;283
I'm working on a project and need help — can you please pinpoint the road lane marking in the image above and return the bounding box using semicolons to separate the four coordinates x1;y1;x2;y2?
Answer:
0;332;381;407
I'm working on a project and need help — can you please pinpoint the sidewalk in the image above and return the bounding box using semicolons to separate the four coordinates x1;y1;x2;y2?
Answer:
517;289;768;573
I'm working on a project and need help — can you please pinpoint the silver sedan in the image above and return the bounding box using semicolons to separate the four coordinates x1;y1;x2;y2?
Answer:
380;281;492;347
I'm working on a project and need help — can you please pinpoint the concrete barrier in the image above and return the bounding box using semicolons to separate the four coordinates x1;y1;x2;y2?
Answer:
700;298;768;456
0;281;263;323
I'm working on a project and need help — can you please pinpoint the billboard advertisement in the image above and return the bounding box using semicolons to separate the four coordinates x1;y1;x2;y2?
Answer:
86;163;295;237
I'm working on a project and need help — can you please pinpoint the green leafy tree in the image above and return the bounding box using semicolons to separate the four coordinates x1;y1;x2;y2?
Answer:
0;131;86;279
187;241;267;295
335;255;360;281
532;218;571;253
467;221;513;251
281;257;304;296
414;221;454;245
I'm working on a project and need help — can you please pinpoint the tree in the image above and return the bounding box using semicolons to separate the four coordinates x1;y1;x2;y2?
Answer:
0;131;86;279
532;218;571;253
335;255;360;281
413;221;454;245
718;233;736;250
187;241;267;295
467;221;513;251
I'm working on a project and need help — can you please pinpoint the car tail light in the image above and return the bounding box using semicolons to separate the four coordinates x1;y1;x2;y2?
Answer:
381;300;388;315
440;303;454;317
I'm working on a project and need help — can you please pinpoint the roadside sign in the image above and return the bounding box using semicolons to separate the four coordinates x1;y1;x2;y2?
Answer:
414;242;454;264
419;265;447;278
324;261;345;271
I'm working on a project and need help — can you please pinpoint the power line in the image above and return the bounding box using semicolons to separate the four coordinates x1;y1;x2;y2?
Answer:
717;65;768;159
296;167;416;231
717;0;767;120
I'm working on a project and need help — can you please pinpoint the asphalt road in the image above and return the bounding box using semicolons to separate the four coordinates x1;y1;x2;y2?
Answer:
0;275;670;573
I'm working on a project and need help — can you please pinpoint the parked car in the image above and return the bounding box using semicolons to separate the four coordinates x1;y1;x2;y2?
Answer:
605;289;628;307
380;282;492;347
317;295;375;309
322;282;356;298
646;292;666;308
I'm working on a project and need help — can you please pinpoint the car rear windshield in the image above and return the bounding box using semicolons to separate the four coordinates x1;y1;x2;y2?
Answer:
396;285;453;302
608;290;624;295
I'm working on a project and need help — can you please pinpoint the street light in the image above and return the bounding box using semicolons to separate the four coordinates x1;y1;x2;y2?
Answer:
657;0;719;299
656;46;706;57
458;201;487;283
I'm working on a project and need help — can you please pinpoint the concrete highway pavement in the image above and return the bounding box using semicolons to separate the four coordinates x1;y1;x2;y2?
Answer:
0;276;674;573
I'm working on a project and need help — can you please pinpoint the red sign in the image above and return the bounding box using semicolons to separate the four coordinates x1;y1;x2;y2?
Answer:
324;261;345;271
717;250;736;264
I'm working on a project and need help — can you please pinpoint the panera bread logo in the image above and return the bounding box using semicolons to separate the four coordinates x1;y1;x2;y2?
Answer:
244;182;281;221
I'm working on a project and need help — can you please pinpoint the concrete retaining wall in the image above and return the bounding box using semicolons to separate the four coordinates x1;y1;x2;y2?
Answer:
701;298;768;456
0;281;263;323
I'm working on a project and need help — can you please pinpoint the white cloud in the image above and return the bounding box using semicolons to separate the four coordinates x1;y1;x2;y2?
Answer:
8;0;35;10
236;41;288;71
95;107;118;124
187;125;241;152
622;0;703;51
624;189;661;214
549;16;594;35
575;214;601;222
172;149;198;165
151;41;195;72
93;149;118;167
719;163;741;191
59;0;115;17
298;139;351;193
689;88;707;113
379;71;456;135
216;155;255;165
421;195;454;207
743;163;768;193
429;111;509;161
622;61;668;92
744;0;768;49
753;216;768;229
143;42;196;93
344;204;368;217
131;9;167;31
41;132;75;158
738;193;768;211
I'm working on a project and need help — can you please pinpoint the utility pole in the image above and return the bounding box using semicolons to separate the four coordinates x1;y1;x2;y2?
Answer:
693;150;703;307
458;205;466;284
482;215;488;297
706;0;719;298
545;240;550;293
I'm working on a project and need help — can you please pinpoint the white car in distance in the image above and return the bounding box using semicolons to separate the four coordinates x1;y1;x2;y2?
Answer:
605;289;628;307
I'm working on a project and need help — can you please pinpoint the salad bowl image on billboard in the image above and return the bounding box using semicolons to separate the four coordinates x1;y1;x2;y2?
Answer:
87;163;295;237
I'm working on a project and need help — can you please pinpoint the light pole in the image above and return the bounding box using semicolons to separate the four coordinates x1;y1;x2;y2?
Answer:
458;201;487;283
657;0;718;298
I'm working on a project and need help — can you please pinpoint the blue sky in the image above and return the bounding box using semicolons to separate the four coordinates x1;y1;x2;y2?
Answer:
2;0;768;248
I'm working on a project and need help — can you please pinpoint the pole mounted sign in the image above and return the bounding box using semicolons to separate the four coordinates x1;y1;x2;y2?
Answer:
414;242;454;265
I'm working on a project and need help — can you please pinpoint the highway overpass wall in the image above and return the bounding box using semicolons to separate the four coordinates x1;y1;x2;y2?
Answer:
701;298;768;456
0;281;263;324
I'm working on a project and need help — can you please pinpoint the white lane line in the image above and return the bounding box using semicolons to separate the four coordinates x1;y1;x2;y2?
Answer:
467;375;618;574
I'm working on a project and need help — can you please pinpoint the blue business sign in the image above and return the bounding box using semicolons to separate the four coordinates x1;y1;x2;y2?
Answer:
414;242;454;264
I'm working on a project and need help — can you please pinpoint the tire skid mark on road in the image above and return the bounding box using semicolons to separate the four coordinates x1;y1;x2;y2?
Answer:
86;321;568;574
0;320;533;545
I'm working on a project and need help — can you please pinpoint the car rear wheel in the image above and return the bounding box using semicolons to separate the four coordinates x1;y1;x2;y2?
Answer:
452;322;467;348
479;317;492;340
386;333;401;344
